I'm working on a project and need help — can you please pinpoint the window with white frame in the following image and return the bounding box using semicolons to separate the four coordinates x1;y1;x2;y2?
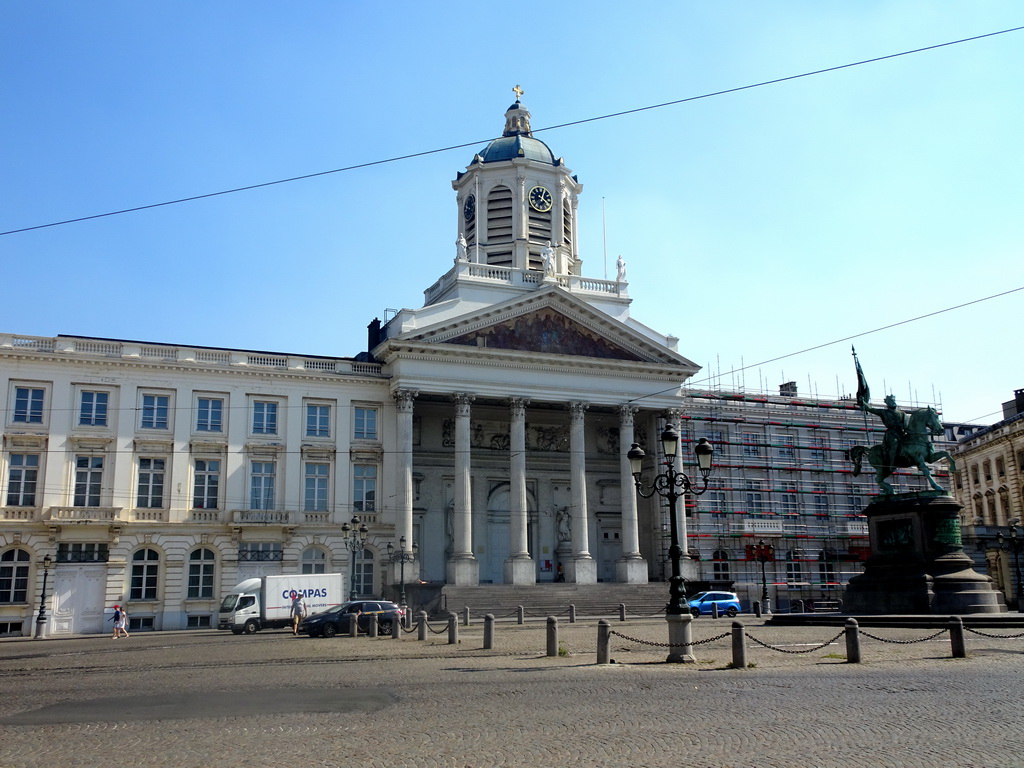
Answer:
195;397;223;433
250;461;276;510
703;489;727;518
352;549;374;596
304;462;329;512
306;404;330;438
252;401;278;435
12;386;45;424
78;390;109;427
813;482;830;515
187;548;216;599
0;549;30;603
786;550;804;584
712;550;730;580
301;548;327;574
818;551;837;585
6;454;39;506
140;393;170;430
745;480;766;515
354;407;378;440
130;548;159;600
73;455;104;507
741;432;763;458
810;433;830;461
778;432;796;459
193;459;220;509
353;464;376;513
136;458;165;508
779;481;800;515
238;542;282;561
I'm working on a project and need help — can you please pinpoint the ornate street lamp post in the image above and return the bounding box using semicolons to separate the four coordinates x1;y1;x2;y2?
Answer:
387;536;418;610
341;516;369;601
752;539;775;614
628;427;713;663
34;554;53;640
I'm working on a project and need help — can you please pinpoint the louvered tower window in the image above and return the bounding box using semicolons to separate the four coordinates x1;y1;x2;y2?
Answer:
486;186;513;266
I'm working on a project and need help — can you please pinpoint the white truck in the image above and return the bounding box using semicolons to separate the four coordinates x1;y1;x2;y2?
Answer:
217;573;345;634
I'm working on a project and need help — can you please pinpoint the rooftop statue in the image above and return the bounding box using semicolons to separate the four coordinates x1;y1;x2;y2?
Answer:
847;347;955;495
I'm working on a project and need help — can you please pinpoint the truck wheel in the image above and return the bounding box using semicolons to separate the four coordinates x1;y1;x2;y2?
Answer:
322;623;337;638
243;620;259;634
380;621;393;636
231;628;243;635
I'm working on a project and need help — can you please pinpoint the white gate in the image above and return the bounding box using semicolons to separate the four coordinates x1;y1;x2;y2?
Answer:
51;565;106;636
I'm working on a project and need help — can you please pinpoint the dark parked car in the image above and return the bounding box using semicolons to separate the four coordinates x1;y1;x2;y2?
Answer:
300;600;404;637
688;591;741;618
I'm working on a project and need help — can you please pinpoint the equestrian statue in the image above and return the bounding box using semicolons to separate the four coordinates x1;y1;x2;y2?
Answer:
847;348;956;495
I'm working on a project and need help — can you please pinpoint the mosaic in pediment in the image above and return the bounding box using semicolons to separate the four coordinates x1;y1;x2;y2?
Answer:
447;308;644;361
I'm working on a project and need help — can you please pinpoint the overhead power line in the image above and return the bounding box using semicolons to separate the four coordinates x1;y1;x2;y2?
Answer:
2;24;1021;238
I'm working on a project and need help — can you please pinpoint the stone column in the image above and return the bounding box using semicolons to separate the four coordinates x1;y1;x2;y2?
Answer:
393;389;419;585
617;404;648;583
566;401;597;584
505;397;534;584
447;393;479;585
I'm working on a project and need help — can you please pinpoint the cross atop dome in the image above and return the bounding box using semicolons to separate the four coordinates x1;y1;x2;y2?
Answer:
512;83;524;101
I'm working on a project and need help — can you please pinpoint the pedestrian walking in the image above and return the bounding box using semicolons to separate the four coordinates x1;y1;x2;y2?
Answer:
290;594;307;636
111;604;130;638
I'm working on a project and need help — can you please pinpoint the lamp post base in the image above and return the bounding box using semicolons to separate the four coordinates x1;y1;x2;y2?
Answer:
665;612;696;663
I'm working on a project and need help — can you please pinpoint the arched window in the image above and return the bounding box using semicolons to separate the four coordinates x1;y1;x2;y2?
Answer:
302;548;327;574
130;548;160;600
0;549;30;603
187;548;215;599
712;549;730;581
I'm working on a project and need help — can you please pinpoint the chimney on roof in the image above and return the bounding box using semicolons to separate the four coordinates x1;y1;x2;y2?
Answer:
780;381;797;397
1002;388;1024;419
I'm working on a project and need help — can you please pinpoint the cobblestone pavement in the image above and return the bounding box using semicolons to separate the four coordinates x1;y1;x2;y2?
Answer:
0;616;1022;767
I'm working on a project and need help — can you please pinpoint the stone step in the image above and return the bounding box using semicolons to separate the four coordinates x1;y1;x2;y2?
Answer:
409;584;672;620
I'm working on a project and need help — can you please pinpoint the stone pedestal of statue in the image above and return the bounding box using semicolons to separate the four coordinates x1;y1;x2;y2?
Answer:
843;494;1005;614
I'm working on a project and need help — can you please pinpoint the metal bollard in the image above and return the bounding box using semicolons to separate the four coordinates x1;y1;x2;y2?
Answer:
753;600;762;618
350;613;359;638
619;603;626;622
845;618;861;663
463;606;470;626
518;605;525;625
448;613;459;645
393;614;402;640
731;621;746;669
794;599;805;614
949;616;966;659
483;614;494;650
417;611;427;641
597;620;611;664
369;615;378;638
711;603;719;619
546;616;559;657
569;604;577;623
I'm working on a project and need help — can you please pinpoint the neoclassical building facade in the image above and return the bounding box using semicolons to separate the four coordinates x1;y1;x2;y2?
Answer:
0;97;950;635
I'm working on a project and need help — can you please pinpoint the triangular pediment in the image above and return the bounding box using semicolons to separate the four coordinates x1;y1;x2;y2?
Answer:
385;288;696;369
446;307;644;361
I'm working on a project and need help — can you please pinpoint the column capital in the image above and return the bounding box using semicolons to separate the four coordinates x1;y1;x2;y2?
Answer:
509;397;531;419
662;408;683;428
617;403;640;423
453;393;476;415
393;389;418;412
567;401;590;420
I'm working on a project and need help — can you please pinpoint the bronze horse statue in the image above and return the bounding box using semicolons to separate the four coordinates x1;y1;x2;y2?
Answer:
848;406;956;494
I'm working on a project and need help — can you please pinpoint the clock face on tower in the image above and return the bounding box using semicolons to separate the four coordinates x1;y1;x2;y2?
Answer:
463;195;476;220
528;186;553;212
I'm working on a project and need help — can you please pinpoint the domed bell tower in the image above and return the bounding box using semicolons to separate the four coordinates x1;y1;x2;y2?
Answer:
453;89;583;277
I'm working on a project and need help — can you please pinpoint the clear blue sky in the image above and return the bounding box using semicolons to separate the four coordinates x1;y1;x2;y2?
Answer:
2;3;1021;425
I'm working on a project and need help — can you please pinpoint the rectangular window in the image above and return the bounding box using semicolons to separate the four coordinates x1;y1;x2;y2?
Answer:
74;456;104;507
250;461;276;510
196;397;223;432
810;433;830;462
703;490;727;518
745;481;765;515
786;553;804;584
187;549;215;599
136;458;165;508
6;454;39;506
193;459;220;509
56;542;109;563
778;433;796;460
353;464;377;513
306;404;330;438
252;401;278;435
741;432;762;458
79;391;109;427
140;394;169;430
238;542;283;561
354;407;378;440
813;483;830;515
13;387;45;424
779;482;800;515
304;462;329;512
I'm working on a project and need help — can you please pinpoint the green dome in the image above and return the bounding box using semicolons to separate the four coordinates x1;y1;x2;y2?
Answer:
479;134;556;164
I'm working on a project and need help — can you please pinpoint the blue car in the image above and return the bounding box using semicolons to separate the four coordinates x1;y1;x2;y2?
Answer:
688;591;741;618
